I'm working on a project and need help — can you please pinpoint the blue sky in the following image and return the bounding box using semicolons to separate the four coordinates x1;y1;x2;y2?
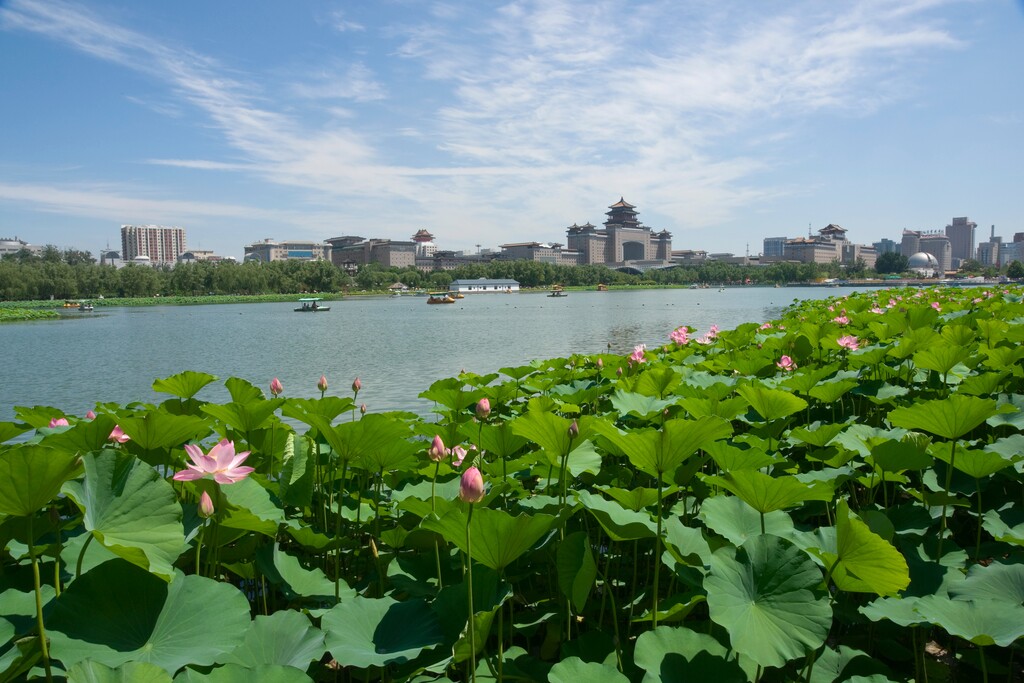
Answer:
1;0;1022;260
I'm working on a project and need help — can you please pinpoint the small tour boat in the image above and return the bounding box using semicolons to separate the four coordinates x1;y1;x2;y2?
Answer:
78;301;94;311
547;287;567;298
295;297;331;312
426;293;456;304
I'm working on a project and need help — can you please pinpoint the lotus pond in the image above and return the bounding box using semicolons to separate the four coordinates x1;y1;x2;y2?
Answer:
2;285;1024;683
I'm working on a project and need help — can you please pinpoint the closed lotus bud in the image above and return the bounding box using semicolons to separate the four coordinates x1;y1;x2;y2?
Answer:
459;466;485;503
568;420;579;439
360;403;367;414
352;377;361;393
476;398;491;420
199;491;215;519
85;410;97;420
429;435;446;462
270;377;283;396
616;367;623;377
318;375;328;392
596;358;603;370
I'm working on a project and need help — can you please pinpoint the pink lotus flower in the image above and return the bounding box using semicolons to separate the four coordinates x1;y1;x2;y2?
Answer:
629;344;646;364
568;420;579;439
931;302;941;311
173;439;254;484
48;417;69;427
269;377;283;397
476;398;491;420
972;297;983;304
459;466;485;503
429;435;446;463
708;325;719;337
776;355;796;372
198;491;215;519
695;334;715;345
109;425;130;443
451;445;468;467
85;410;97;420
870;306;883;314
317;375;328;392
360;403;367;414
596;357;603;370
760;322;773;330
352;377;361;393
670;326;689;345
832;315;849;325
837;335;860;351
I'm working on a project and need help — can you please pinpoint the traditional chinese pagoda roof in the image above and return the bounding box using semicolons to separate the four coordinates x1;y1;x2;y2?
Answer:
819;224;847;235
411;229;435;242
608;197;636;209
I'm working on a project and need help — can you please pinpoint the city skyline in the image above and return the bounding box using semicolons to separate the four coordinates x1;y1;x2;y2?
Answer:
2;1;1022;260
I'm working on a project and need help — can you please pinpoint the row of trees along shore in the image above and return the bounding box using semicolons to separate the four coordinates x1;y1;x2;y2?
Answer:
1;246;1022;301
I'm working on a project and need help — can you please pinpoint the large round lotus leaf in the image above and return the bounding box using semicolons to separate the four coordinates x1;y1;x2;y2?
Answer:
913;595;1024;647
576;490;656;541
48;559;251;674
219;610;325;670
0;444;80;517
698;495;794;546
887;395;997;441
705;534;831;668
174;663;312;682
951;562;1024;603
633;625;747;683
548;657;628;683
66;660;172;683
321;596;444;669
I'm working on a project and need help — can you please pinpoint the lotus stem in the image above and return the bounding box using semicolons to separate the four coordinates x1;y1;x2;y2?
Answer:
466;503;477;683
75;532;94;579
975;477;984;561
937;439;957;558
652;476;664;628
27;515;53;683
194;525;204;575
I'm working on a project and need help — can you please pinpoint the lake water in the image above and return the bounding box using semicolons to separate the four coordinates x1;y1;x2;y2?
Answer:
0;287;855;421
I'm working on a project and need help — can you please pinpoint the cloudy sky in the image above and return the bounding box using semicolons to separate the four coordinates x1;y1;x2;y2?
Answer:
1;0;1021;259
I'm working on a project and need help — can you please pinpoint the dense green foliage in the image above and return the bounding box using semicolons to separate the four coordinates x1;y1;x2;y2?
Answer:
3;286;1024;681
0;308;59;323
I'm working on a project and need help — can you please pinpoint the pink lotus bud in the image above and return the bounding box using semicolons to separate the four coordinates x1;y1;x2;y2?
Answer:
85;410;97;420
198;491;215;519
429;435;446;462
48;417;69;428
352;377;361;393
318;375;328;392
270;377;283;396
568;420;579;439
360;403;367;414
109;425;131;443
459;466;485;503
616;367;623;377
476;398;491;420
596;358;603;370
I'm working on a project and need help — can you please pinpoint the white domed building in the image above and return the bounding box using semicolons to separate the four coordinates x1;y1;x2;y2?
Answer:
908;252;940;277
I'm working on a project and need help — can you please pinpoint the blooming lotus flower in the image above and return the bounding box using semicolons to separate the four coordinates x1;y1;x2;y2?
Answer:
459;466;485;503
48;417;69;427
931;301;941;311
629;344;646;364
451;445;468;466
429;435;446;462
760;322;773;330
870;306;883;314
109;425;130;443
269;377;283;397
832;315;849;325
776;355;796;372
837;335;859;351
708;325;719;338
352;377;361;393
173;439;254;484
476;398;491;420
695;334;715;345
670;326;689;345
317;375;328;392
198;491;215;519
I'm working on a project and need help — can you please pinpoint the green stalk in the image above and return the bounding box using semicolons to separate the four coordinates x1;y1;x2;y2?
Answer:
652;476;664;628
466;503;478;683
975;477;984;560
937;439;957;558
27;515;53;683
75;532;94;579
194;525;205;575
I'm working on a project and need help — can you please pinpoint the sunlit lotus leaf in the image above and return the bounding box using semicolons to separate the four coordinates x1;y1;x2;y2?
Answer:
152;371;218;400
256;542;353;602
950;562;1024;604
201;400;283;436
550;380;608;407
677;370;736;399
0;444;80;516
782;366;834;395
219;477;287;536
609;391;675;419
13;405;73;429
705;441;775;472
834;424;905;458
174;663;312;682
867;433;932;474
933;445;1012;479
913;595;1024;647
557;531;597;612
888;395;996;440
705;534;831;668
306;413;414;468
280;396;355;424
42;413;117;455
858;381;911;405
219;610;325;670
548;657;629;683
988;394;1024;430
809;378;859;405
817;500;909;596
634;367;681;398
957;371;1008;397
62;451;186;579
979;344;1024;370
0;421;29;444
277;434;314;508
704;470;831;515
321;596;444;669
421;507;557;571
913;345;972;376
698;496;794;546
511;410;587;459
66;660;172;683
663;517;712;567
786;422;848;448
735;383;807;421
48;560;250;674
576;490;656;541
418;377;477;412
808;645;894;683
599;486;659;512
499;364;537;381
594;417;730;480
677;395;748;420
223;376;264;403
477;421;528;459
633;625;746;683
116;411;210;451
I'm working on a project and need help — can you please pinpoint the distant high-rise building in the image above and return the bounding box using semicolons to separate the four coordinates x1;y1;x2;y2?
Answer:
244;238;330;263
977;226;1002;267
919;233;952;275
565;198;672;266
945;216;977;268
121;225;186;265
762;237;787;261
873;238;897;254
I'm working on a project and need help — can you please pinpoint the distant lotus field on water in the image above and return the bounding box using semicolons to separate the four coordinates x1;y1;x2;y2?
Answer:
2;284;1024;682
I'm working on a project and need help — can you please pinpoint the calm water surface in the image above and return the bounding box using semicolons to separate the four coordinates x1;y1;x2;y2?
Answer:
0;287;856;420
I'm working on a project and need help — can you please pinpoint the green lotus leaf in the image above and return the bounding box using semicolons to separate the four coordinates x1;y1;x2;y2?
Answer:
599;486;659;512
678;395;748;420
477;421;529;459
115;411;210;451
809;645;893;683
698;495;794;546
705;534;831;668
321;596;444;669
633;625;747;683
306;413;413;467
913;595;1024;647
66;660;173;683
705;441;776;472
576;490;656;541
219;476;287;537
277;434;314;508
279;396;354;423
224;377;264;403
41;414;117;456
704;470;832;515
859;595;926;627
950;562;1024;604
887;395;997;440
48;559;251;674
219;610;325;669
786;422;848;448
869;434;932;473
62;450;187;579
988;394;1024;430
511;410;588;459
152;371;219;400
913;345;972;376
933;445;1011;480
421;507;556;571
174;663;312;682
548;657;629;683
594;417;730;480
819;500;910;597
663;517;712;568
201;401;283;437
0;421;30;444
0;444;80;517
735;382;808;421
809;379;859;405
557;531;597;612
983;507;1024;546
255;542;353;602
609;391;675;419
